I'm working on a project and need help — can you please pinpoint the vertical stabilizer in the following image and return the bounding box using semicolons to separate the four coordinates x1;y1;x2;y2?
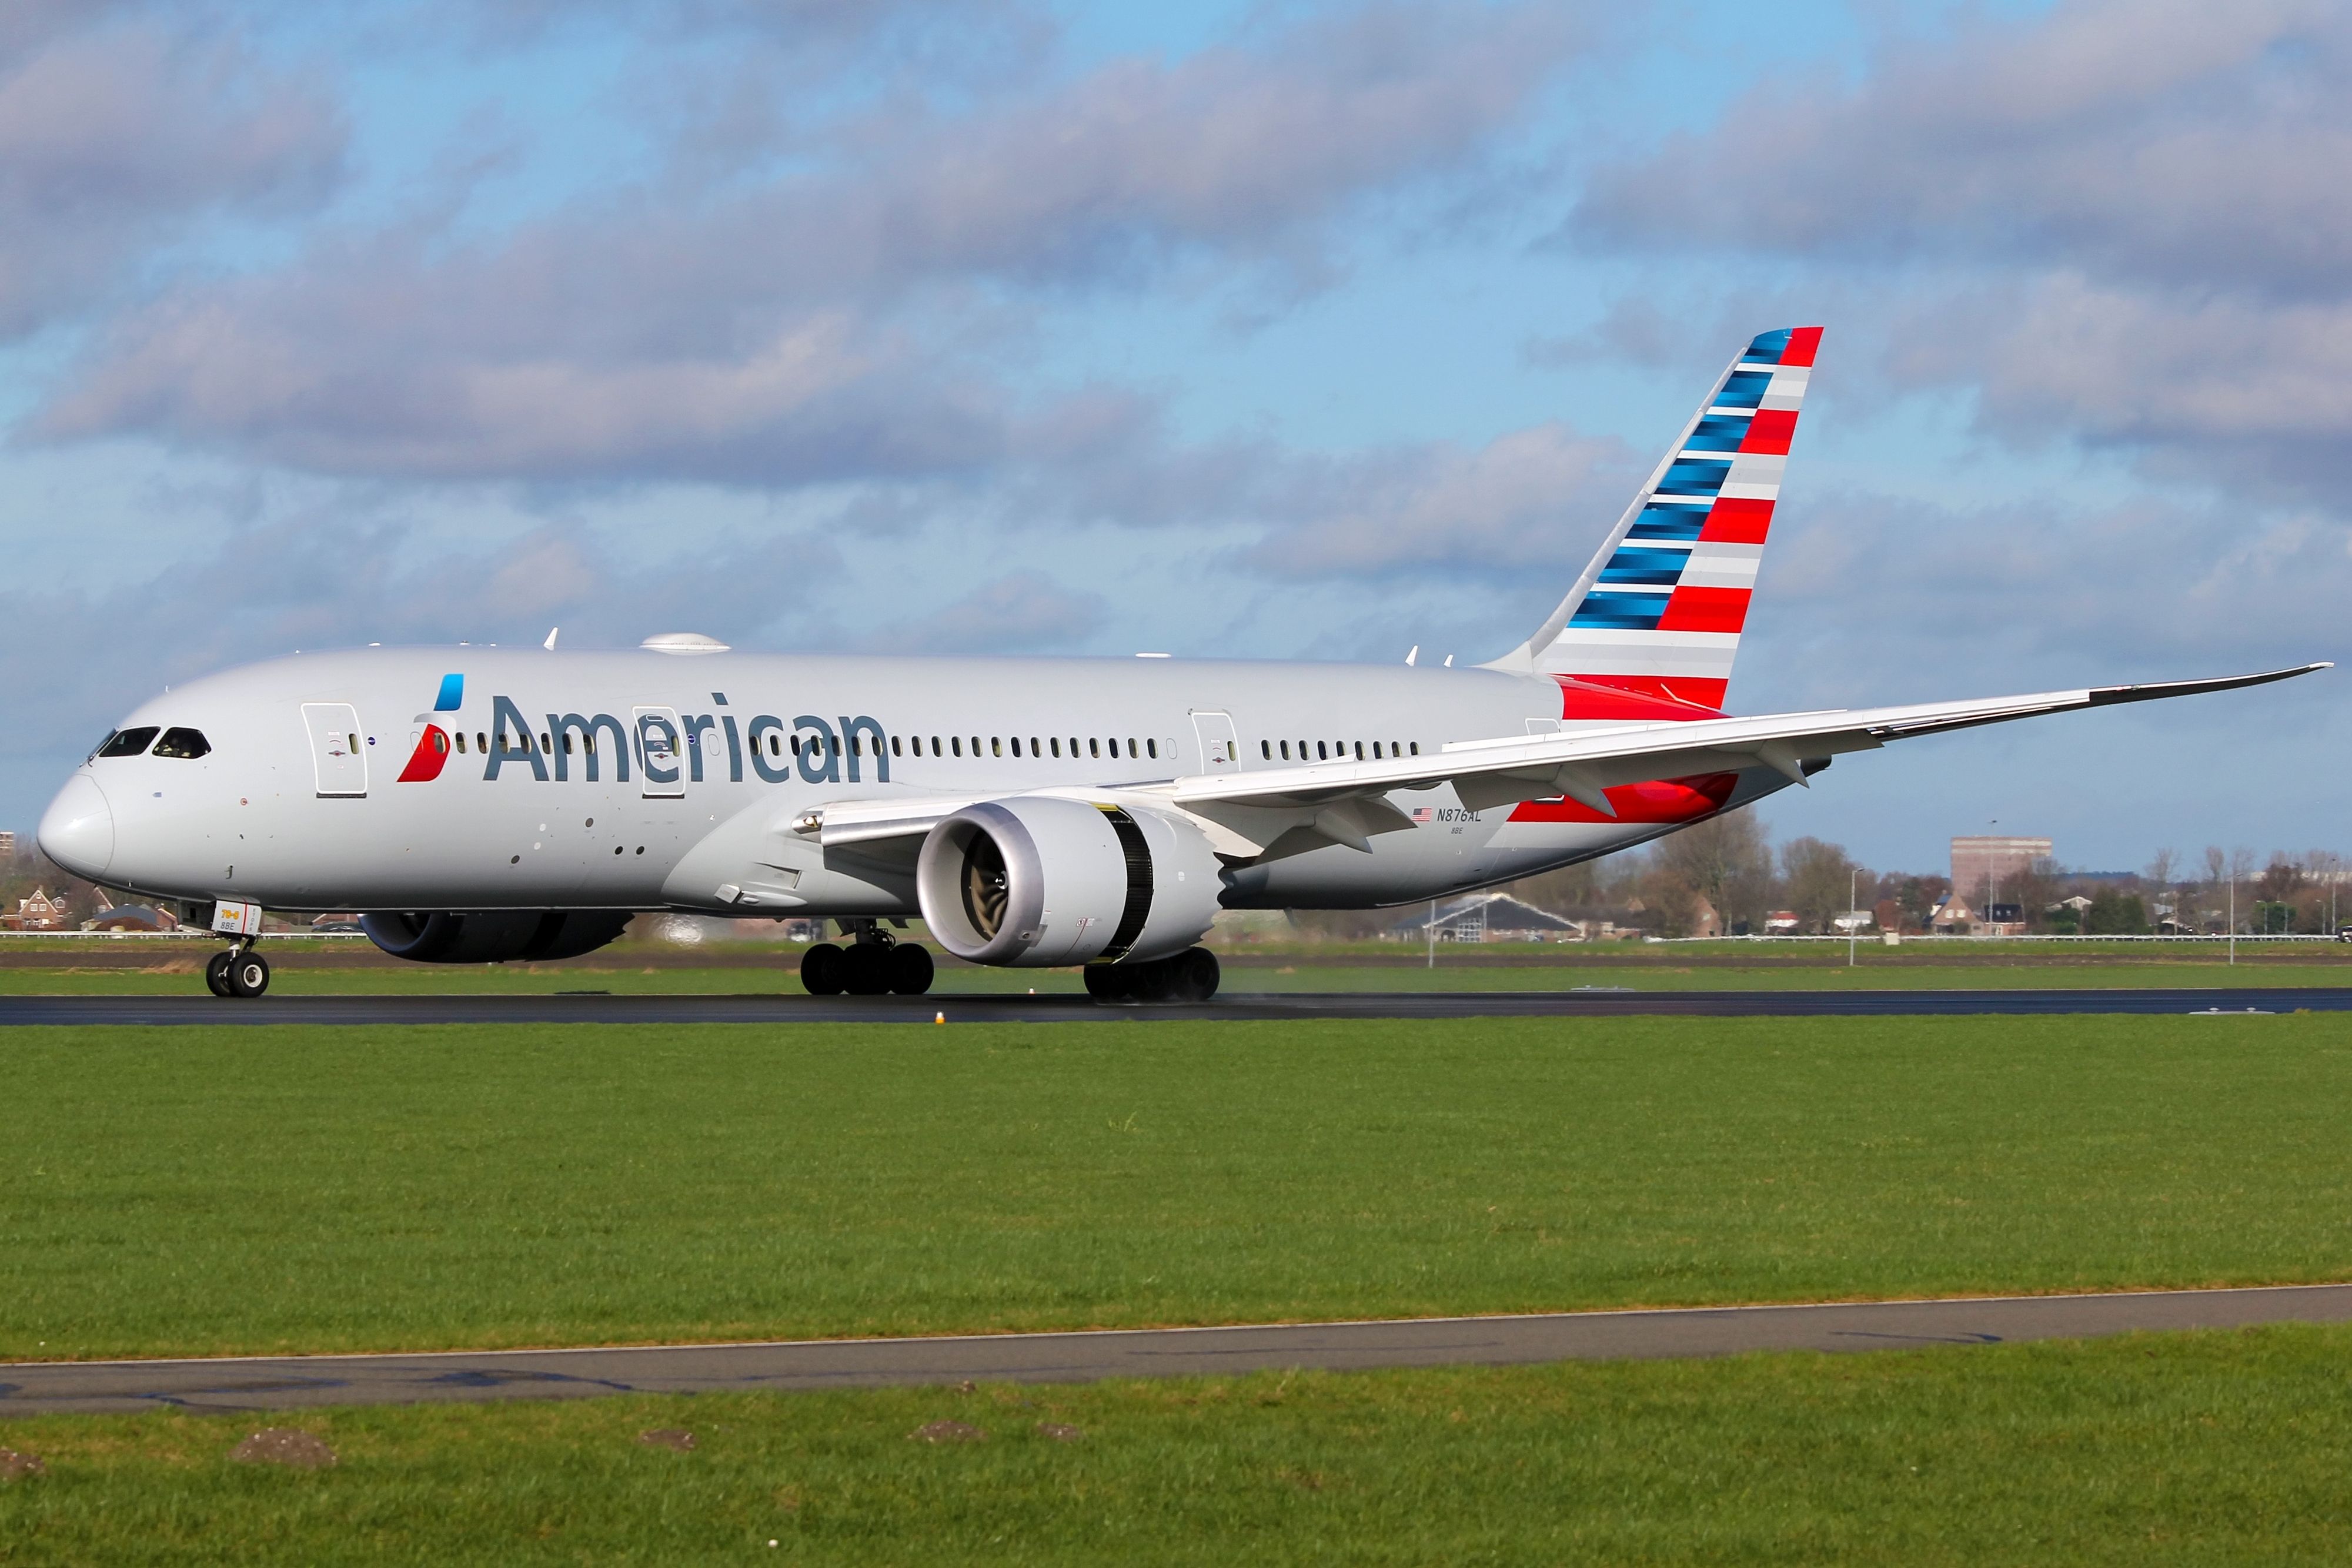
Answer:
1484;326;1819;710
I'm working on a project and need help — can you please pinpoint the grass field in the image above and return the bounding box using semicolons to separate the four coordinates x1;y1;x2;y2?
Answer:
5;1015;2352;1360
6;1325;2352;1563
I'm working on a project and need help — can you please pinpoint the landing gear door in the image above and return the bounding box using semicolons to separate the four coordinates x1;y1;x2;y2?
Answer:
634;706;686;798
1189;709;1241;774
301;703;368;797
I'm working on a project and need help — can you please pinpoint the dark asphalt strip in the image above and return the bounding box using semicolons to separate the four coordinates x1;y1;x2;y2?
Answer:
4;1286;2348;1415
1;987;2348;1025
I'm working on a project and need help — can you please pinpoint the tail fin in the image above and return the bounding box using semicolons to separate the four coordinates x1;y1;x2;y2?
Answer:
1484;326;1820;710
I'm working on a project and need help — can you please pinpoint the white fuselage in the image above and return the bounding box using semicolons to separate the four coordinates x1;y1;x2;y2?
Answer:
39;646;1792;918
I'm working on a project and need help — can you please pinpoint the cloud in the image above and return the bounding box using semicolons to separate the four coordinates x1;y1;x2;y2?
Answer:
0;12;345;338
1565;0;2352;503
1238;422;1639;581
881;570;1107;654
1576;0;2350;302
32;3;1581;485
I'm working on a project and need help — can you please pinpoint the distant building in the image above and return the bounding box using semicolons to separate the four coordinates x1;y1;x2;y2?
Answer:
2;887;68;931
0;830;15;859
1951;836;2052;910
84;904;178;933
1390;894;1581;942
1763;910;1800;934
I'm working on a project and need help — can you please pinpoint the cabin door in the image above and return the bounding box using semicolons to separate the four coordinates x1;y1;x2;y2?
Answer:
634;706;686;798
301;703;368;797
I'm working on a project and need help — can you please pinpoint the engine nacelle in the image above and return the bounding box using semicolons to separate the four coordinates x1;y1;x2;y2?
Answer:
358;910;635;964
916;798;1222;967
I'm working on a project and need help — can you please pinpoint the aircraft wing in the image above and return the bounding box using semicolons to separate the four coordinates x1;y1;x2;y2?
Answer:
1160;664;2330;821
790;664;2324;857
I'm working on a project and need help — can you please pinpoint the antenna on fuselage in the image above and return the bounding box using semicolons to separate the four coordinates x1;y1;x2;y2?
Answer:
1443;654;1454;667
543;627;559;651
1405;646;1418;666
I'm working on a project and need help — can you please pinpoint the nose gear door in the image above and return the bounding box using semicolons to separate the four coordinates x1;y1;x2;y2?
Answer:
301;703;368;797
1188;710;1240;773
634;706;686;798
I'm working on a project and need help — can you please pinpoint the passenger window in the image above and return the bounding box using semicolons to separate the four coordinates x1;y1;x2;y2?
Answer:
1355;741;1364;760
1147;738;1158;760
1010;737;1021;757
477;733;487;753
1316;741;1327;761
1260;740;1271;759
891;735;902;757
96;727;160;758
456;732;467;754
1410;741;1420;755
1050;737;1061;757
1279;740;1290;760
992;737;1002;757
433;731;447;754
153;727;211;760
539;733;550;753
1127;738;1138;757
1090;738;1100;758
1031;737;1042;756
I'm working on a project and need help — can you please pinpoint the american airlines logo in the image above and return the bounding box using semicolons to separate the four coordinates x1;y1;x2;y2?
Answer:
397;673;890;787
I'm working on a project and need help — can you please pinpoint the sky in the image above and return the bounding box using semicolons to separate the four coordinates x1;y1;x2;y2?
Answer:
2;0;2346;877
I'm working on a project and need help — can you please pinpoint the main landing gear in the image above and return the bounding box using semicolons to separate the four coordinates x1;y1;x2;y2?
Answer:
204;943;271;999
1084;947;1220;1005
801;922;934;997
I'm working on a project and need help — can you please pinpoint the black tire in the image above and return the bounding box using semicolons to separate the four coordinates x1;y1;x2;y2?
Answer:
226;951;270;998
840;942;891;996
1172;947;1221;1003
1083;964;1134;1002
887;943;934;995
205;950;235;997
1125;956;1177;1004
801;942;846;996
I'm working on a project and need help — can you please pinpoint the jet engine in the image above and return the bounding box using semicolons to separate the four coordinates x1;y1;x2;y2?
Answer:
358;910;635;964
915;798;1222;967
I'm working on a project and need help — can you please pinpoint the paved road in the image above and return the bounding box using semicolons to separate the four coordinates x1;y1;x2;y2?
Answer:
0;987;2344;1025
4;1285;2346;1416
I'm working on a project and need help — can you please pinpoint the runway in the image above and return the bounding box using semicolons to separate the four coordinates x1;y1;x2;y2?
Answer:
1;987;2347;1025
4;1284;2346;1416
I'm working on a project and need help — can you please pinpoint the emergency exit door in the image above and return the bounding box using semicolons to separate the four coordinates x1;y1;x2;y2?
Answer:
1190;709;1240;773
302;703;368;797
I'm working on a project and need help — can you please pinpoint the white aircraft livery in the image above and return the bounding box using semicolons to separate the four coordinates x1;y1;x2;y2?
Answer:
37;328;2326;1001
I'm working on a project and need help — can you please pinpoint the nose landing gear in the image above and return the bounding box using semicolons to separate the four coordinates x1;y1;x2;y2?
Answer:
205;943;271;998
800;922;934;997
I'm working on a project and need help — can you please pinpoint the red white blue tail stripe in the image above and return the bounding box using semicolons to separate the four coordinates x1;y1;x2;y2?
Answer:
1488;326;1819;712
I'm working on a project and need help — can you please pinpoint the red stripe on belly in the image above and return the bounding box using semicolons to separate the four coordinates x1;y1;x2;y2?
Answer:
1507;771;1738;824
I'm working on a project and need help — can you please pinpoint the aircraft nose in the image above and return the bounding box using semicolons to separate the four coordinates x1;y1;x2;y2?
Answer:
38;774;114;880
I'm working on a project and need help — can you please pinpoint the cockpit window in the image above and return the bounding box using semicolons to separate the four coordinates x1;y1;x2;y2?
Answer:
95;727;159;758
152;727;212;760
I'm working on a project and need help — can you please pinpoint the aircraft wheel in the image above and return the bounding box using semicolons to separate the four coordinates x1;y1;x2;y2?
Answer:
1125;956;1177;1004
225;950;270;998
1083;964;1134;1002
1172;947;1221;1003
205;950;235;997
840;942;891;996
800;942;846;996
887;943;934;995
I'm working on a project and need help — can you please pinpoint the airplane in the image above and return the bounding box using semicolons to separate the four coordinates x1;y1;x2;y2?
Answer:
36;326;2326;1002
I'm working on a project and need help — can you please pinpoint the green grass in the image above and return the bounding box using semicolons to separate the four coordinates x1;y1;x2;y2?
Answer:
3;955;2349;994
6;1017;2352;1360
8;1325;2352;1563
